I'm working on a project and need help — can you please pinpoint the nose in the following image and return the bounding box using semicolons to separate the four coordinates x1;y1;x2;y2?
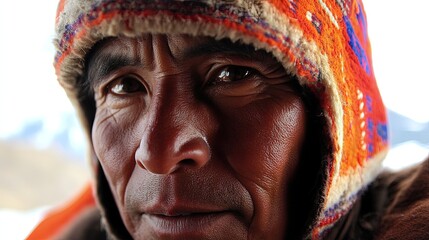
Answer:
135;82;211;174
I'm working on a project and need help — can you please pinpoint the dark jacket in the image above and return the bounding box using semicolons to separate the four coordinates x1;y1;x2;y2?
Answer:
327;157;429;240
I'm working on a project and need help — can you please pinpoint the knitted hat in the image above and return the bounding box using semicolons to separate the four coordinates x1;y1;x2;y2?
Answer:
54;0;388;238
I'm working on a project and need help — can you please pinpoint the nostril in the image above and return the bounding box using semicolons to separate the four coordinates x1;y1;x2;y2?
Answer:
136;160;145;170
178;159;197;167
136;158;202;172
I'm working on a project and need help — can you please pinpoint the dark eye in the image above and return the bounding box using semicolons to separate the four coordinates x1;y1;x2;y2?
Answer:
108;75;146;95
214;66;255;84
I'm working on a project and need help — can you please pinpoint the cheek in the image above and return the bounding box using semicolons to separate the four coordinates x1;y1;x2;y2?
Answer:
227;98;306;189
225;95;306;214
222;96;307;235
92;106;141;205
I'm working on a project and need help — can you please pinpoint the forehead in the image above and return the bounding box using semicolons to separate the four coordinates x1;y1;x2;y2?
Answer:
88;34;263;64
84;34;274;87
96;34;215;57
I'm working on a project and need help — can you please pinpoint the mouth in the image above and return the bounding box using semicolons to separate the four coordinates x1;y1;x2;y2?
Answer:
142;210;239;237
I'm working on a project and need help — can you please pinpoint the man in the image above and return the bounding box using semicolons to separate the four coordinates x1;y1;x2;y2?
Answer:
29;0;429;239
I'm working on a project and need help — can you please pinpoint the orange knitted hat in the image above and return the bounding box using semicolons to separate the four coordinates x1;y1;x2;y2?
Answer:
54;0;388;238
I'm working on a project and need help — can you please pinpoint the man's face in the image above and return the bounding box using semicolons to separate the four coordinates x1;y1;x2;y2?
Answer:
90;34;307;239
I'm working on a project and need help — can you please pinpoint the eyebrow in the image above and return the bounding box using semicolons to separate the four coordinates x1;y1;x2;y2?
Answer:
182;39;260;59
85;48;143;89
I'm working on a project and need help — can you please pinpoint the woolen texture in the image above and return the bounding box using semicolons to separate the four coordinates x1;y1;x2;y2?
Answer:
52;0;389;238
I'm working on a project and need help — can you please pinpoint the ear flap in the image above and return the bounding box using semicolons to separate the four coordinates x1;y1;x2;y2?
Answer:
95;160;133;239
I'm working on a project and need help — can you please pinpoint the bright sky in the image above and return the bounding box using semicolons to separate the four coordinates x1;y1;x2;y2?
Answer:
0;0;428;147
0;2;68;136
364;0;429;123
0;1;87;155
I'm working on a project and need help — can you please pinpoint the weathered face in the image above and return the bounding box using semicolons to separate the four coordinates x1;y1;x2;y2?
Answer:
90;34;307;239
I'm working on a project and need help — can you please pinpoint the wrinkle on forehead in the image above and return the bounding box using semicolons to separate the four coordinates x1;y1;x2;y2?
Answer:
86;34;209;79
85;37;144;89
85;34;274;91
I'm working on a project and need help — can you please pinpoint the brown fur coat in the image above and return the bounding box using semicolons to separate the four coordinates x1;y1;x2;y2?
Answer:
327;156;429;240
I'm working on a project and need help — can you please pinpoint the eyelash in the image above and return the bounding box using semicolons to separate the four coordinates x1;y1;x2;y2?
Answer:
106;75;147;96
210;65;260;85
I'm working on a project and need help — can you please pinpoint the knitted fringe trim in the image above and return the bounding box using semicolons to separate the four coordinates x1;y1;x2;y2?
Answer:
311;149;388;238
